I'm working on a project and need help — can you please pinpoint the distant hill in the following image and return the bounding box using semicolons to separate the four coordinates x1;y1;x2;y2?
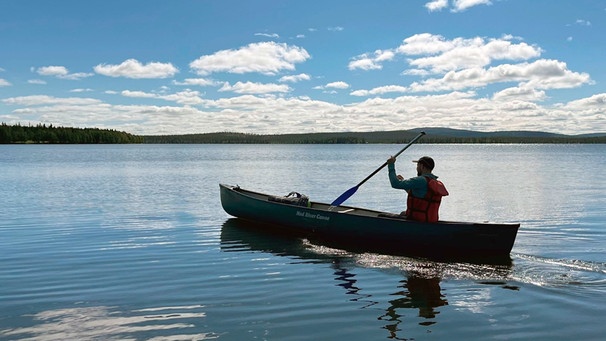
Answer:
143;127;606;144
2;122;604;144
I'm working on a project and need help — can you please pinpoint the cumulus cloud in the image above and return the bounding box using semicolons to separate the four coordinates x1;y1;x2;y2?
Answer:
0;78;11;86
349;50;395;70
407;59;590;92
349;34;541;74
219;81;291;94
399;34;542;73
563;93;606;108
94;59;178;79
3;95;101;106
121;90;157;98
452;0;492;12
279;73;311;83
3;89;605;135
173;78;218;86
350;85;408;97
36;66;69;77
189;41;310;76
347;32;589;103
314;81;350;93
36;66;93;80
492;86;547;102
121;89;205;105
425;0;448;11
325;81;350;89
427;0;492;12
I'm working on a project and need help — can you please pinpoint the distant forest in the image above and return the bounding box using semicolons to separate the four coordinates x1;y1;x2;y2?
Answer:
2;123;606;144
143;129;606;144
0;123;143;144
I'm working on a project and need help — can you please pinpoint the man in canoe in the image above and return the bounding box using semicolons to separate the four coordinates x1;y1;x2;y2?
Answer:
386;156;449;222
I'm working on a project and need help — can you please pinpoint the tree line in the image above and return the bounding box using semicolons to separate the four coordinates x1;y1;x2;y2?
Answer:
2;123;605;144
0;123;144;144
143;130;606;144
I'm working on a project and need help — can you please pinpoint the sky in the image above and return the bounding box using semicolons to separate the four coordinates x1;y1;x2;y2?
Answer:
1;0;605;136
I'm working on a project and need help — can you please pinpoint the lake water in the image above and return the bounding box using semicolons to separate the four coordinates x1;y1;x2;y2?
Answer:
1;143;605;340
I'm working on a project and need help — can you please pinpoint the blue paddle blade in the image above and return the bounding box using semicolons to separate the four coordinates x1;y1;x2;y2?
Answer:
330;185;359;206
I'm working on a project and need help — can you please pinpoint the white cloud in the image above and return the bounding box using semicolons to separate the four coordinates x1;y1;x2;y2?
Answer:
173;78;217;86
255;32;280;38
189;41;310;76
3;90;605;135
219;81;291;94
36;66;93;80
325;81;349;89
399;34;542;73
425;0;492;12
452;0;492;12
563;93;606;108
121;89;205;105
0;78;11;86
349;50;395;71
351;85;408;97
61;72;95;80
328;26;344;32
279;73;311;83
159;90;206;105
350;34;541;74
94;59;179;79
28;79;47;85
492;86;547;102
37;66;69;77
314;81;350;93
407;59;591;93
425;0;448;12
348;57;383;71
2;95;101;106
121;90;157;98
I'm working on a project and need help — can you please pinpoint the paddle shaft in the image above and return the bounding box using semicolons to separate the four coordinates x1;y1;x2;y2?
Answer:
330;131;425;207
354;131;426;188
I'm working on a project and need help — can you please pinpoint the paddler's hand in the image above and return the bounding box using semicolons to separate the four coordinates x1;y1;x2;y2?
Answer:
387;156;396;164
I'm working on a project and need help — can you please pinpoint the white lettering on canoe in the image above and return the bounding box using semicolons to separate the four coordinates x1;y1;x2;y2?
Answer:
296;210;330;222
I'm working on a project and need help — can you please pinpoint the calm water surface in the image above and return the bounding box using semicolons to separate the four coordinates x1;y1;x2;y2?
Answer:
1;144;605;340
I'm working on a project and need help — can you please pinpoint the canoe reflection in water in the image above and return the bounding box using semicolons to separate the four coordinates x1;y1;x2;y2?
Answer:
333;257;447;335
220;218;514;338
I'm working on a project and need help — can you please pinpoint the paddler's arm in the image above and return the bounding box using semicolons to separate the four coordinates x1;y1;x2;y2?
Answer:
387;156;409;190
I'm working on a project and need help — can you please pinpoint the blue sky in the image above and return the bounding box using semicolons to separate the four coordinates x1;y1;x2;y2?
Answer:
1;0;605;135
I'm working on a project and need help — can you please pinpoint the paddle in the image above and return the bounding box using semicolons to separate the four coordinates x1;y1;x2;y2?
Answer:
330;131;426;207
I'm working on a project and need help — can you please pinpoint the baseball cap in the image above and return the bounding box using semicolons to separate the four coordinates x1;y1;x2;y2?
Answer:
413;156;435;170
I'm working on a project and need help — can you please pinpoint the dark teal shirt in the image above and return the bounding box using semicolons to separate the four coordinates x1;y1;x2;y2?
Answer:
388;163;438;198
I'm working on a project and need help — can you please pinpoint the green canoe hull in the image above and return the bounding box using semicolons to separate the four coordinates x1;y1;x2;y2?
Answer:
219;184;520;259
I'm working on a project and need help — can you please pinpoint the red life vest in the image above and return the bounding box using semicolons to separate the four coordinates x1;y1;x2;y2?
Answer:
406;176;449;222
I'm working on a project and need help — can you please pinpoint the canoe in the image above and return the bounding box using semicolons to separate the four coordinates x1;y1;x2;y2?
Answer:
219;184;520;259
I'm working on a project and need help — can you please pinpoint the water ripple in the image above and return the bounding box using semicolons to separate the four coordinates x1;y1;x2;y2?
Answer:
0;305;217;341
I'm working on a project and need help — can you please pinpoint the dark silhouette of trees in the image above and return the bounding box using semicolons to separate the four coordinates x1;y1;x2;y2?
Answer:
2;123;604;144
0;123;143;144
